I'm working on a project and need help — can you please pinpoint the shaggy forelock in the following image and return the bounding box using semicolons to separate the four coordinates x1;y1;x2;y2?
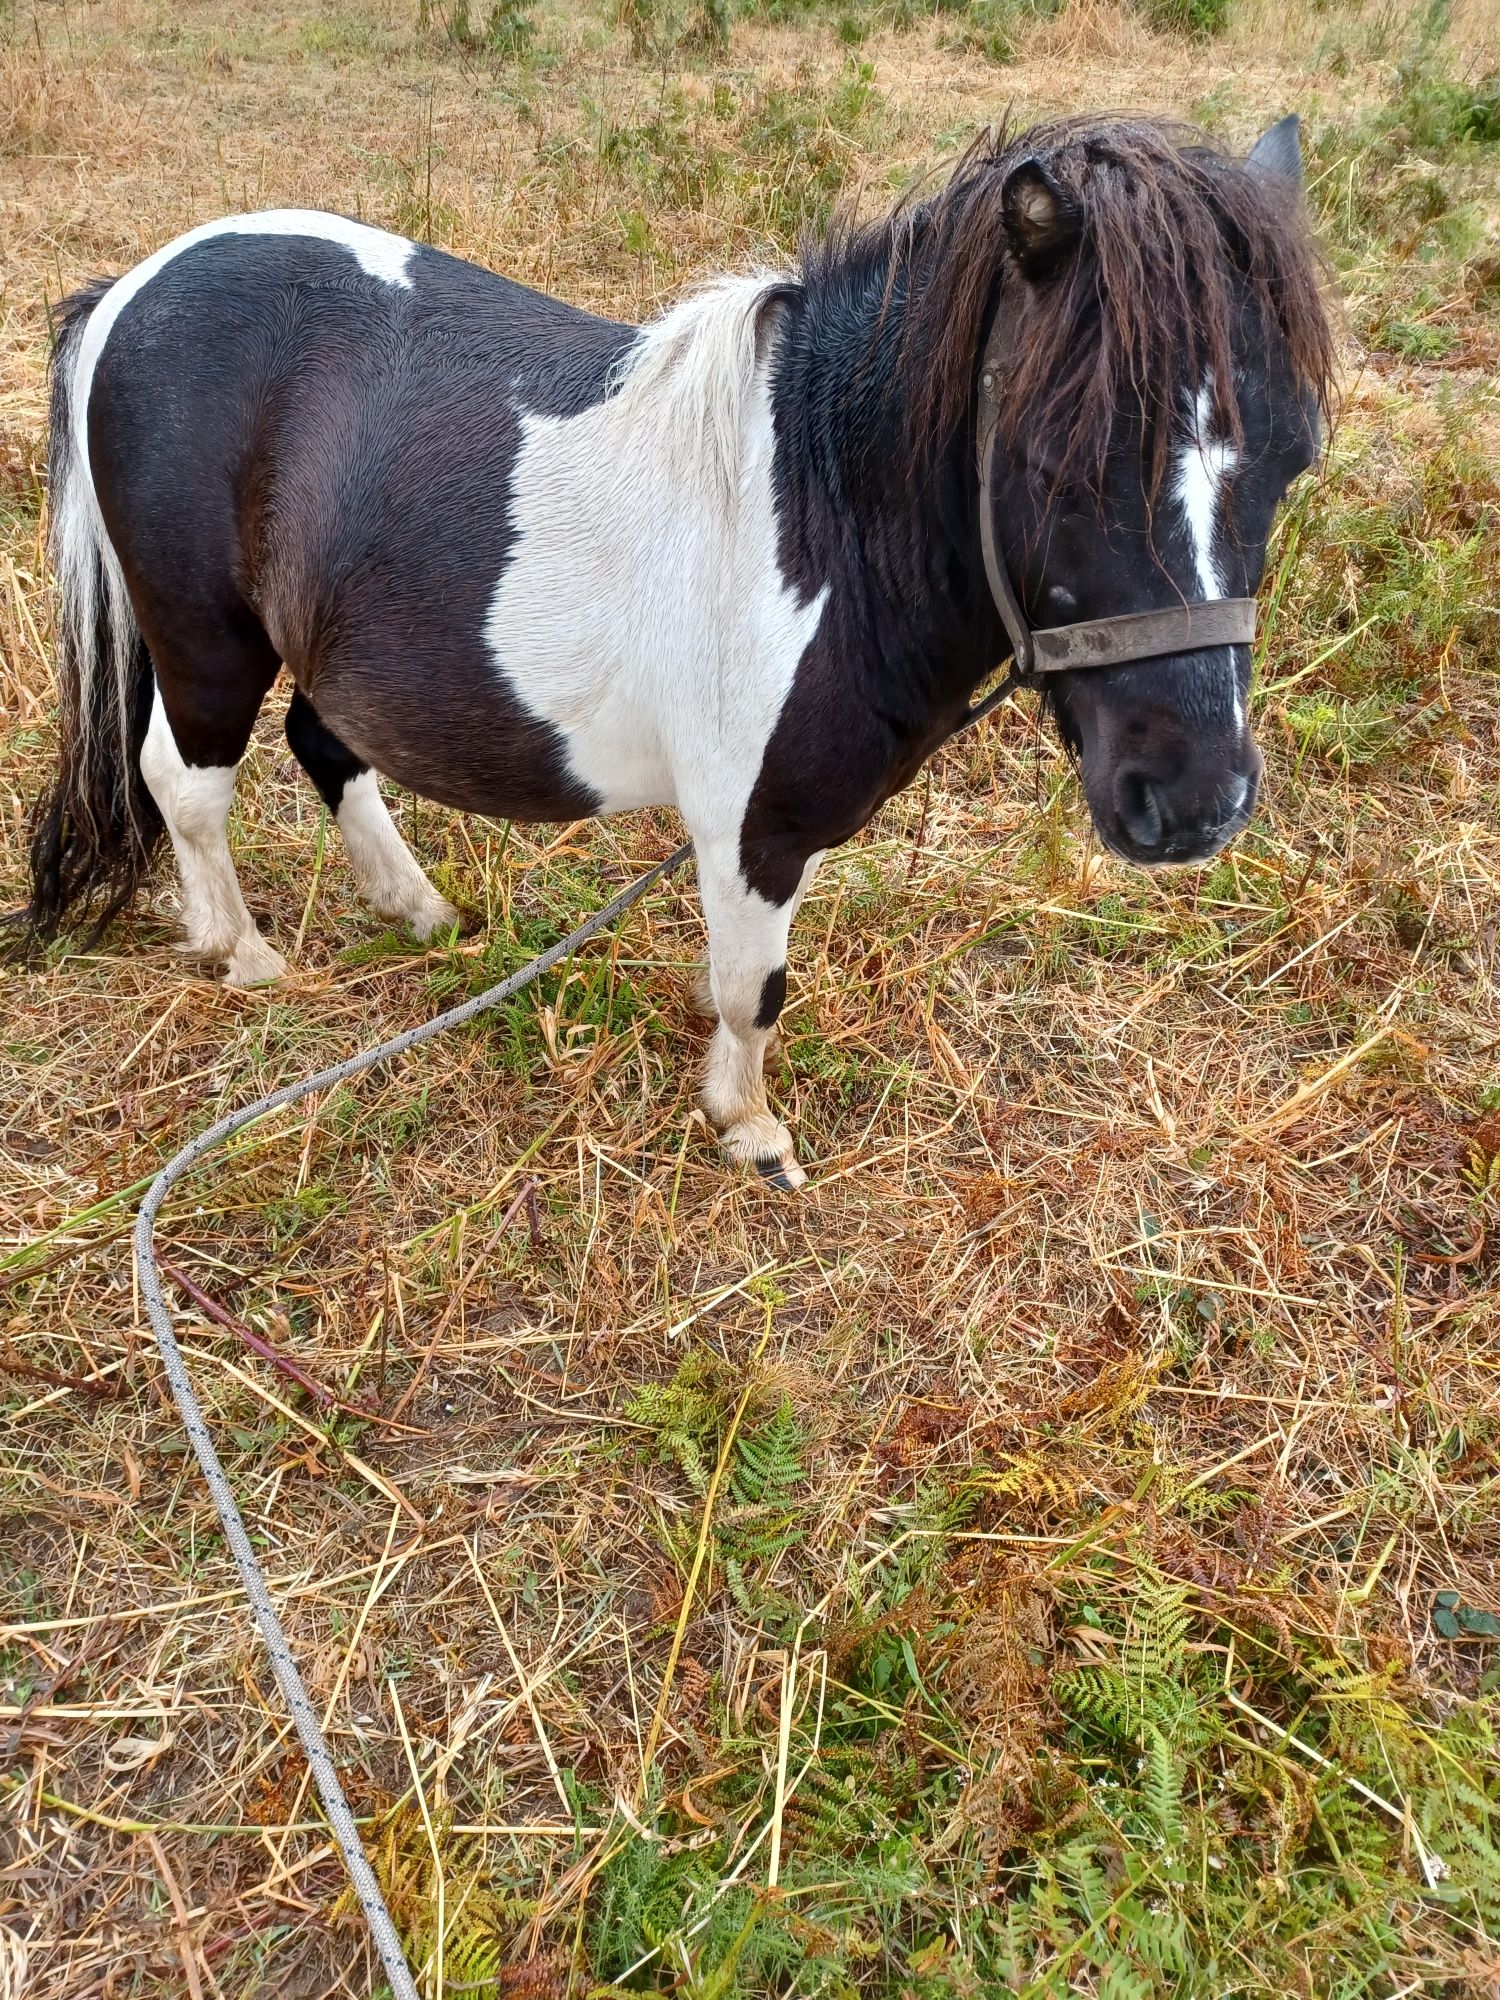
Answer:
807;115;1336;506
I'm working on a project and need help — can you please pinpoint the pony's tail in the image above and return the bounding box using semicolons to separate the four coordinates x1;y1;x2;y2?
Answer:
17;280;162;952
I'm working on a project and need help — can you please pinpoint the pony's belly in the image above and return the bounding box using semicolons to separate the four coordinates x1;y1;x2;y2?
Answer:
552;712;676;814
309;667;605;824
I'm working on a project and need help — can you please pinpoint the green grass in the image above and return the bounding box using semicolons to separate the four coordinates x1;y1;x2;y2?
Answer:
1307;0;1500;354
537;1496;1500;1996
3;2;1498;1996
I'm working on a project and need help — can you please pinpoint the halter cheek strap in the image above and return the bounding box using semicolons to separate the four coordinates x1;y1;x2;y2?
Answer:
965;305;1256;720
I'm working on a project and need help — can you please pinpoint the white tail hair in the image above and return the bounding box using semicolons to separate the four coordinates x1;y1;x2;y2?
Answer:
23;280;161;945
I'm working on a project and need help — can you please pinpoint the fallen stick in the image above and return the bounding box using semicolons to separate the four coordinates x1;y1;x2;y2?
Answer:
157;1253;402;1431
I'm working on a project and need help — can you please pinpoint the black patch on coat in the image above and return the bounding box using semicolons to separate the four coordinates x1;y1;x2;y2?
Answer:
739;252;1003;905
284;688;366;811
755;964;788;1029
87;229;633;815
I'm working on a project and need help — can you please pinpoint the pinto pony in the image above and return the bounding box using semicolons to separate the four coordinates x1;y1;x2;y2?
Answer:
22;115;1332;1187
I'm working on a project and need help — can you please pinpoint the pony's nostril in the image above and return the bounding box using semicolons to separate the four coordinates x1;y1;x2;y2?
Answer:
1116;769;1165;851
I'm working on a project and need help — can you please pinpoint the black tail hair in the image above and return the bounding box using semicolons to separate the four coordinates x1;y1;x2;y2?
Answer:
16;278;163;952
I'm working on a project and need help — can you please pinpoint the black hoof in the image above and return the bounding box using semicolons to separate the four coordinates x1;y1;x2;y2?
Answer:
756;1157;796;1191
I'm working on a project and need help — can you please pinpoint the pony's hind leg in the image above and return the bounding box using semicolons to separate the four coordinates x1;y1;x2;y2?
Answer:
140;715;283;985
136;610;285;987
284;691;456;940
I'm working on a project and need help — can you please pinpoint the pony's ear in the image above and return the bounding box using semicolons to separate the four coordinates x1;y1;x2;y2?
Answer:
1246;114;1304;193
1001;159;1083;279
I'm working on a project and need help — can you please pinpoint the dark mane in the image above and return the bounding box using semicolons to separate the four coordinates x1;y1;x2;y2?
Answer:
802;115;1336;506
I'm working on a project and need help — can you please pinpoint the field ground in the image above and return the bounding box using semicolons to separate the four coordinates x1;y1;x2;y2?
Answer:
2;0;1499;1993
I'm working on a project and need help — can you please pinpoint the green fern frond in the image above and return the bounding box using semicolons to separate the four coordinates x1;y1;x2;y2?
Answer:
712;1399;810;1627
1129;1897;1190;1973
1122;1576;1191;1685
1054;1662;1204;1752
1052;1837;1113;1921
718;1499;804;1561
1142;1726;1185;1852
624;1352;730;1494
729;1397;806;1510
1095;1955;1156;2000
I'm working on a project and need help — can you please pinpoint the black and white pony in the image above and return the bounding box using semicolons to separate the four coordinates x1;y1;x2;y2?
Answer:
22;114;1332;1187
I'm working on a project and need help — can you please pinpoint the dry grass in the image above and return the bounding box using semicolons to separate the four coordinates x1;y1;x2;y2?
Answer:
2;0;1499;1994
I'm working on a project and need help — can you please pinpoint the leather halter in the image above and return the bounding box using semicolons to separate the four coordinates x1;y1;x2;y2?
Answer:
956;304;1256;733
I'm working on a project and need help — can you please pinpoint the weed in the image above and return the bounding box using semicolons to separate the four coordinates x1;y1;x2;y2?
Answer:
721;1397;809;1624
626;1348;734;1493
736;58;884;242
422;0;536;56
4;3;1499;1995
1284;690;1426;772
1133;0;1229;37
1308;1;1500;346
930;0;1059;62
621;0;729;61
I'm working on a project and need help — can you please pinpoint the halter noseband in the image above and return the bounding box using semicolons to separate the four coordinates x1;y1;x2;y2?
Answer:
965;306;1256;718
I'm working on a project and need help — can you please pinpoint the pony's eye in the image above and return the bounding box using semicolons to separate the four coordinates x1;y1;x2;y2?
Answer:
1029;461;1079;504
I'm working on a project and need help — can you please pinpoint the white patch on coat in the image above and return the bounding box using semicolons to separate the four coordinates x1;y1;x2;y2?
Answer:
1176;379;1244;726
483;273;827;826
71;212;416;495
485;274;828;1177
336;770;457;939
139;687;286;986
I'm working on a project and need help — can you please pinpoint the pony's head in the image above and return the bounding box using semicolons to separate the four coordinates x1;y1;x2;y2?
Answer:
903;115;1334;865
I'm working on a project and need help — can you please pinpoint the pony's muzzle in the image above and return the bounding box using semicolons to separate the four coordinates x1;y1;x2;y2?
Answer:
1098;738;1262;867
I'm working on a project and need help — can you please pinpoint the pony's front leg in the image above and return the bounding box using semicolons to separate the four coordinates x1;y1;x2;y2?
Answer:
694;841;820;1191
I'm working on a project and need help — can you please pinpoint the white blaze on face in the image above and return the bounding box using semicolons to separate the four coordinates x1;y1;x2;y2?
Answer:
1175;379;1244;728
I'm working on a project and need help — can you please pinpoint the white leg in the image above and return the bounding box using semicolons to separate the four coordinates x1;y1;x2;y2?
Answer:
139;690;285;986
336;771;457;940
695;844;821;1190
690;958;719;1020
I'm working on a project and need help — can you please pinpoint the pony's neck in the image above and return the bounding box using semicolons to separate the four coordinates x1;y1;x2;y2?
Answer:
774;235;1006;738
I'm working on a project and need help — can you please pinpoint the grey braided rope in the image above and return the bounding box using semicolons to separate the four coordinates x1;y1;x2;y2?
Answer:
126;659;1018;1994
133;841;691;2000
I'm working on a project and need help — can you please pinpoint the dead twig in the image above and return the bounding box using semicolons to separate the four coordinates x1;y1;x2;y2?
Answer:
157;1253;419;1434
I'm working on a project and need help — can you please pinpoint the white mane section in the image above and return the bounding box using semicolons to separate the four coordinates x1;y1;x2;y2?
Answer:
603;270;785;502
485;270;827;830
70;211;416;493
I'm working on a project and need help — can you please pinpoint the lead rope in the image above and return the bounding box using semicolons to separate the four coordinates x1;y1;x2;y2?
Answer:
133;676;1024;1997
135;842;690;2000
950;662;1023;738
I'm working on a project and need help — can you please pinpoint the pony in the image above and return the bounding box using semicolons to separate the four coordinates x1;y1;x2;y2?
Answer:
20;113;1333;1188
